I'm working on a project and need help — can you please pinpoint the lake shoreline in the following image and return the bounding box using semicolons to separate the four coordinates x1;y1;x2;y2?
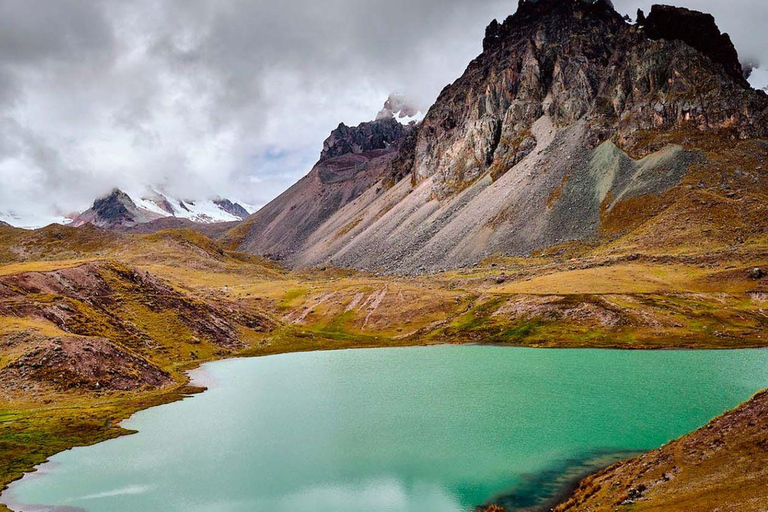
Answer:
0;381;208;512
480;449;643;511
3;344;768;512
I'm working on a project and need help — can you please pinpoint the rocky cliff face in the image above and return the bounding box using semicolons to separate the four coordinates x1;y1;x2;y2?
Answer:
213;198;250;220
411;0;767;199
642;5;746;84
238;113;415;259
320;117;410;161
237;1;768;274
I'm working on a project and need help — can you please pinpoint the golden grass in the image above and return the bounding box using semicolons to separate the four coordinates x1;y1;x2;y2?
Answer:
2;199;768;511
492;263;707;295
0;259;97;276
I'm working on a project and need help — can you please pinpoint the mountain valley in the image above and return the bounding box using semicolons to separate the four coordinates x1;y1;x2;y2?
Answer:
2;0;768;511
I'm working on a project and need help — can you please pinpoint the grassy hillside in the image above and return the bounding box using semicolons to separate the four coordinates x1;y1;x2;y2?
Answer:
1;221;768;511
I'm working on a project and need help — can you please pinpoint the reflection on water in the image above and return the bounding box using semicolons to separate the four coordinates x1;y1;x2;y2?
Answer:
486;449;640;511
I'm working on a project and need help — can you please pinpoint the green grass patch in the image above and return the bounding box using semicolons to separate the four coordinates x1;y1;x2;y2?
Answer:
493;321;542;342
280;288;309;309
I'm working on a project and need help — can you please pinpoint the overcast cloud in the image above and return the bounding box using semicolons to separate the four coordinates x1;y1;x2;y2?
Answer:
0;0;765;225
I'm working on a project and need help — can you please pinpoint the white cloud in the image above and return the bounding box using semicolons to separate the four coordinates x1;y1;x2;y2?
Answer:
0;0;765;227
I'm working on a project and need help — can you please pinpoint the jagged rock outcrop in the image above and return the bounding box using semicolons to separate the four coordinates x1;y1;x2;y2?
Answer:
320;117;410;161
237;113;415;259
213;198;250;220
411;0;767;199
237;0;768;274
643;5;746;84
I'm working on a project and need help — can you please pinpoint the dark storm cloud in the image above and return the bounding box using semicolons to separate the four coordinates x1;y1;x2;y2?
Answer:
0;0;765;225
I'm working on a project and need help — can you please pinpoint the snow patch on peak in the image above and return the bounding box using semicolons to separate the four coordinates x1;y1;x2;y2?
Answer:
748;67;768;92
376;94;425;125
132;188;253;223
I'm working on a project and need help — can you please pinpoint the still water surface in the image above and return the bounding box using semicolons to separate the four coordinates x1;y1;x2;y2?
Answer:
5;346;768;511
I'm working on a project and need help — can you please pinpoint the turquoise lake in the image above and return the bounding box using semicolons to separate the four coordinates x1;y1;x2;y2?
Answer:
4;346;768;512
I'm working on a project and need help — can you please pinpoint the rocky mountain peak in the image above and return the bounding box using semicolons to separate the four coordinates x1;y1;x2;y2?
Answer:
642;5;745;85
484;0;620;51
89;189;140;226
240;110;415;259
97;188;131;205
516;0;617;17
413;1;768;199
72;188;155;229
320;117;411;162
236;2;768;275
212;198;250;220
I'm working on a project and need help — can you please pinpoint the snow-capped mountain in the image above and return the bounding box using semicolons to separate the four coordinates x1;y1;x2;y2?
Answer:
132;190;254;224
71;188;256;229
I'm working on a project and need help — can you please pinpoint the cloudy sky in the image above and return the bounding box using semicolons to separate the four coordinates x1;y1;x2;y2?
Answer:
0;0;766;226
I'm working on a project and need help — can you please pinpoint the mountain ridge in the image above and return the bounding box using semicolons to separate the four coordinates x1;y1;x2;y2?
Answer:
235;1;768;274
236;114;416;259
72;188;254;230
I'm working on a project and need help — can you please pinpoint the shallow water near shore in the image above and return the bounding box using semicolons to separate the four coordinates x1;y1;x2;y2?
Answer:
5;346;768;512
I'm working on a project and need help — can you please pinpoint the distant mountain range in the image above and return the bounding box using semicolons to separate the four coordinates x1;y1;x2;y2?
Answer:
70;188;255;229
1;188;256;230
0;189;254;231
